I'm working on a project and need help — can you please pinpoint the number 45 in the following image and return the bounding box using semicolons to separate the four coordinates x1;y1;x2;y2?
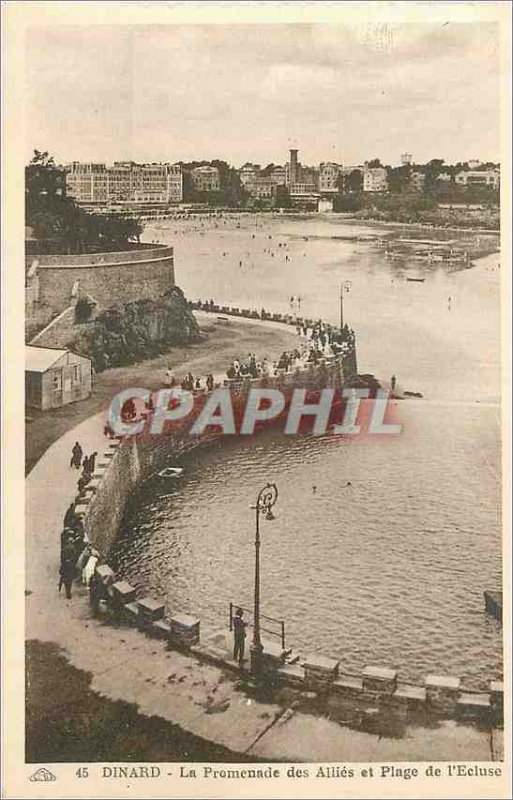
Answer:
76;767;89;778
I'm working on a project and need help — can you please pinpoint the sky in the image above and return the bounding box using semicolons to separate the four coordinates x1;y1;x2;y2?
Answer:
25;22;501;167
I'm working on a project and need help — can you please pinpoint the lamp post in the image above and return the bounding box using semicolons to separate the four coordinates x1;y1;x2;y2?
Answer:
250;482;278;679
340;280;352;329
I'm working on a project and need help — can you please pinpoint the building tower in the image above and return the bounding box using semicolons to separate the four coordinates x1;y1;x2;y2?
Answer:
401;153;413;166
289;149;299;185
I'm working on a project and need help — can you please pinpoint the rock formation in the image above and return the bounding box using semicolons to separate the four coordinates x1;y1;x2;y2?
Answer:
70;286;200;372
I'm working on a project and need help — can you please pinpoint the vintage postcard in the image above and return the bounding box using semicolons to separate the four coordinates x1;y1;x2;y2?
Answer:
2;1;511;798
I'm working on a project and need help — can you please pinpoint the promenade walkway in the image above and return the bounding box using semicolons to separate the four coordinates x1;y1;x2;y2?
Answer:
25;318;502;763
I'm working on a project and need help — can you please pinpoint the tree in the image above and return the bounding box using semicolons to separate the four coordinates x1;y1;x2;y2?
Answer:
344;170;363;194
333;193;362;212
424;159;446;195
387;165;411;194
274;185;291;209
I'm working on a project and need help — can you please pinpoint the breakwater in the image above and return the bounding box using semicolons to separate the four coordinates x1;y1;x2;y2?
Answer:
189;299;358;377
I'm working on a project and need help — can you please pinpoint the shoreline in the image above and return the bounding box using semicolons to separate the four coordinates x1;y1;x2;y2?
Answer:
343;217;500;235
143;209;500;236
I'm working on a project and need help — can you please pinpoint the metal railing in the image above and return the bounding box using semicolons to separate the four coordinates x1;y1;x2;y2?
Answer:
229;601;285;651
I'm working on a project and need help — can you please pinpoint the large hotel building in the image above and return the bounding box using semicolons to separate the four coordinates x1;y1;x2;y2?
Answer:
66;161;183;205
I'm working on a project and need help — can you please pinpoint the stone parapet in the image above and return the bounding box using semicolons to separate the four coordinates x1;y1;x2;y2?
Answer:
362;665;398;697
303;655;340;690
111;581;137;605
393;683;427;706
425;675;461;714
137;597;166;622
490;680;504;711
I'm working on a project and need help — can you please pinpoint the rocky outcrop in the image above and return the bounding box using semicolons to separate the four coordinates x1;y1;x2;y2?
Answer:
70;286;201;372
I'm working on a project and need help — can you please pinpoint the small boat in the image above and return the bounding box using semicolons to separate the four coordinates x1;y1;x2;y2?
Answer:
158;467;184;479
406;277;425;283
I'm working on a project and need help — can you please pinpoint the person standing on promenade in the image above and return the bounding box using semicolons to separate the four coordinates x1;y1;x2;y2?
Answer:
61;528;74;551
58;542;77;599
63;502;77;530
233;608;247;666
104;420;115;438
89;570;103;615
164;367;172;386
391;374;397;395
70;441;83;469
82;545;100;586
88;452;97;474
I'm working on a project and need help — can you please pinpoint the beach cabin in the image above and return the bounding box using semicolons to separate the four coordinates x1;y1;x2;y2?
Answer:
25;346;92;410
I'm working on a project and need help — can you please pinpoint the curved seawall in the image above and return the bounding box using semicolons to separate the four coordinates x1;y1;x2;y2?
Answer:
26;244;175;316
81;344;347;554
77;412;503;726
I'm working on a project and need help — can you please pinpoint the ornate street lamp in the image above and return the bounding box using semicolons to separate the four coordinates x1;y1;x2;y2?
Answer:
250;482;278;678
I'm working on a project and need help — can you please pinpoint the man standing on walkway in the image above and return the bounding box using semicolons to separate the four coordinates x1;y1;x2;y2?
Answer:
63;502;76;530
58;542;77;599
70;441;83;469
87;452;98;474
89;570;103;615
233;608;247;666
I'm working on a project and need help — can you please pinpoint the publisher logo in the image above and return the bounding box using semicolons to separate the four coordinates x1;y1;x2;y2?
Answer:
29;767;57;782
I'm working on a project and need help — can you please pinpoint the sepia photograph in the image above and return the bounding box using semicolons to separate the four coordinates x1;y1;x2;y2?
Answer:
2;1;511;798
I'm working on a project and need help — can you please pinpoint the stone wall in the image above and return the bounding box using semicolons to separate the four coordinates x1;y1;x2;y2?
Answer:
26;245;175;318
84;439;143;555
29;306;77;348
80;431;220;557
